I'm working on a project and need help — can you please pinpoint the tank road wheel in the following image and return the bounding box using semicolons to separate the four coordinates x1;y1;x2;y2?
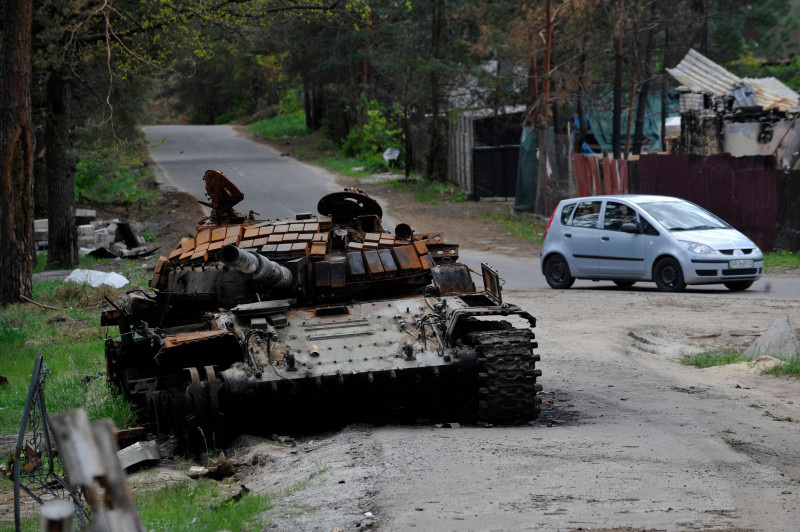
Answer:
653;257;686;292
544;255;575;289
467;327;542;425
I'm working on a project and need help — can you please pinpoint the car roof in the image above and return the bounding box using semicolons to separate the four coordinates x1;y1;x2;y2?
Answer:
561;194;682;205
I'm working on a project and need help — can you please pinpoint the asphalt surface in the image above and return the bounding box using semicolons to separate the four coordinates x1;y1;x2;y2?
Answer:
143;124;339;219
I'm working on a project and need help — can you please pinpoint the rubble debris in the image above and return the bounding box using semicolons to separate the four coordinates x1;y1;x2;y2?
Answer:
36;209;158;258
187;452;234;480
117;440;161;470
66;269;129;289
744;313;799;361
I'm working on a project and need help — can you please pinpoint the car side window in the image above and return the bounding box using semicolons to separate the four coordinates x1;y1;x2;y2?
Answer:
641;217;659;235
603;202;638;231
560;203;576;224
568;201;602;228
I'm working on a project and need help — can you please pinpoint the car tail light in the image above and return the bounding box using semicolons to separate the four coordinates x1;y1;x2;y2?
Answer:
543;206;557;240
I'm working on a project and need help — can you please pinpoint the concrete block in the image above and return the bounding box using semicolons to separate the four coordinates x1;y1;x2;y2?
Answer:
744;313;799;361
77;224;95;236
74;209;96;225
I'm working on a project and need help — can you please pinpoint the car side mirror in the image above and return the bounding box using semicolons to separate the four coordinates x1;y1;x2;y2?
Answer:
620;222;639;234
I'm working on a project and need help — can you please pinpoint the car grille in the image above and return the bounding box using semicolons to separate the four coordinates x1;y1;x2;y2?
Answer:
722;268;758;276
719;249;753;255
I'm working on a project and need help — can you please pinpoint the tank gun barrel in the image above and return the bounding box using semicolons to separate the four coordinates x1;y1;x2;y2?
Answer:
220;245;293;290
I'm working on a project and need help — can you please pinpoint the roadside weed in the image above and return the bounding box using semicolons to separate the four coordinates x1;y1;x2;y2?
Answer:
763;250;800;273
482;207;544;243
680;350;746;368
761;357;800;377
137;478;271;531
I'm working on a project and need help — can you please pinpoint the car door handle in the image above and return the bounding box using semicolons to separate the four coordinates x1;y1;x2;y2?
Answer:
564;233;572;238
601;236;610;241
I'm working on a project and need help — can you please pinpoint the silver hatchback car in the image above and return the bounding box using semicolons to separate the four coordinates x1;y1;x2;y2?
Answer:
540;195;764;292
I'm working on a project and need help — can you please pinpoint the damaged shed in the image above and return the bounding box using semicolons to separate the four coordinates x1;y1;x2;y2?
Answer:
668;48;800;170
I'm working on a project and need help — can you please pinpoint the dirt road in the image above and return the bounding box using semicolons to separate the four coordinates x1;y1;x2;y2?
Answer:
215;286;800;532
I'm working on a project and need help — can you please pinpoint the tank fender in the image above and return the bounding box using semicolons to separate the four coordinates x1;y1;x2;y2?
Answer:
444;306;536;345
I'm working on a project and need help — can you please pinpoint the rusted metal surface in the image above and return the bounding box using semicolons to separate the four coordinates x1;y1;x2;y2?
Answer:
572;155;629;196
103;172;542;450
638;153;777;250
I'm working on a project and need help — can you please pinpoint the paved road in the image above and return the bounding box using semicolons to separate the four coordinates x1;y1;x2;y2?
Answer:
143;125;339;219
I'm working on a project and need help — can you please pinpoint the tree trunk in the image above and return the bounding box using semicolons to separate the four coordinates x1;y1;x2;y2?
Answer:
612;0;624;160
575;46;588;153
45;69;78;270
425;0;444;180
661;24;670;152
0;0;35;305
633;3;657;155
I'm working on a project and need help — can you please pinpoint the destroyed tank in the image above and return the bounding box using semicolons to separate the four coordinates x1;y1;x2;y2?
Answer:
103;170;541;448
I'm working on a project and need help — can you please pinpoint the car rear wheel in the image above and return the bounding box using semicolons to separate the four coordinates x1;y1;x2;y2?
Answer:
653;257;686;292
544;255;575;289
723;281;753;291
613;280;636;288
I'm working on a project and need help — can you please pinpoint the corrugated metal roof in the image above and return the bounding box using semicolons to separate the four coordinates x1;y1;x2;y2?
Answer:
667;49;799;111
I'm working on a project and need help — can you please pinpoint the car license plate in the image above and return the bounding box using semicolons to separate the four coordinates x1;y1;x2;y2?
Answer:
728;259;753;269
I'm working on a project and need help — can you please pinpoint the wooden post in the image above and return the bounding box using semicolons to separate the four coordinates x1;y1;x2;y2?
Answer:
48;409;145;532
40;499;73;532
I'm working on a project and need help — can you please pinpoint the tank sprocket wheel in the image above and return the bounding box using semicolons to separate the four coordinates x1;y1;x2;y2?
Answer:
467;327;542;424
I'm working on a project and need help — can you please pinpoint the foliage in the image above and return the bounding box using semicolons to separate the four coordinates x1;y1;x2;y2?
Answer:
384;178;468;204
482;208;544;243
680;350;747;368
342;96;402;159
0;284;137;433
762;358;800;378
248;112;308;139
764;250;800;273
137;479;272;531
74;143;156;204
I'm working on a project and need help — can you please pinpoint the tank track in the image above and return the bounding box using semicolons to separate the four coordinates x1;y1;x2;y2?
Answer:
468;328;542;424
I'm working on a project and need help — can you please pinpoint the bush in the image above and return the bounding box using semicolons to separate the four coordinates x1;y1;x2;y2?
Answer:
341;96;402;161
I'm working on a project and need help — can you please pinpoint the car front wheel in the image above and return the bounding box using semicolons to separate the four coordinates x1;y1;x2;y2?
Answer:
723;281;753;291
544;255;575;289
653;257;686;292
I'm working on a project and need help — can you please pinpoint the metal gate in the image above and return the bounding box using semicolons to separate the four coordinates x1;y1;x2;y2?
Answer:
472;145;519;199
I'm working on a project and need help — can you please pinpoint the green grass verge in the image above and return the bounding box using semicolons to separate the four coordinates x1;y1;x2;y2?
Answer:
137;479;271;531
482;207;544;243
680;350;747;368
381;178;468;204
248;111;308;139
0;282;137;434
761;357;800;377
75;146;156;204
764;250;800;273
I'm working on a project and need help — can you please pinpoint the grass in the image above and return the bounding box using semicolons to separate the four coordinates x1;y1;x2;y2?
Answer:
248;111;308;139
764;249;800;273
680;350;747;368
74;145;156;204
0;281;137;434
383;177;468;204
136;479;272;531
482;206;544;243
762;357;800;377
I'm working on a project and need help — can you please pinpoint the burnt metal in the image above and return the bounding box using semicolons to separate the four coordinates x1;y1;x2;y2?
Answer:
103;171;542;450
13;356;89;532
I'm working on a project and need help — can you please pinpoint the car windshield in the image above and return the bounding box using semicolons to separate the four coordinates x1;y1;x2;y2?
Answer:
638;201;730;231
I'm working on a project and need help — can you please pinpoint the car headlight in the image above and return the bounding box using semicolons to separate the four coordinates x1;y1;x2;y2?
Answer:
679;240;716;254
